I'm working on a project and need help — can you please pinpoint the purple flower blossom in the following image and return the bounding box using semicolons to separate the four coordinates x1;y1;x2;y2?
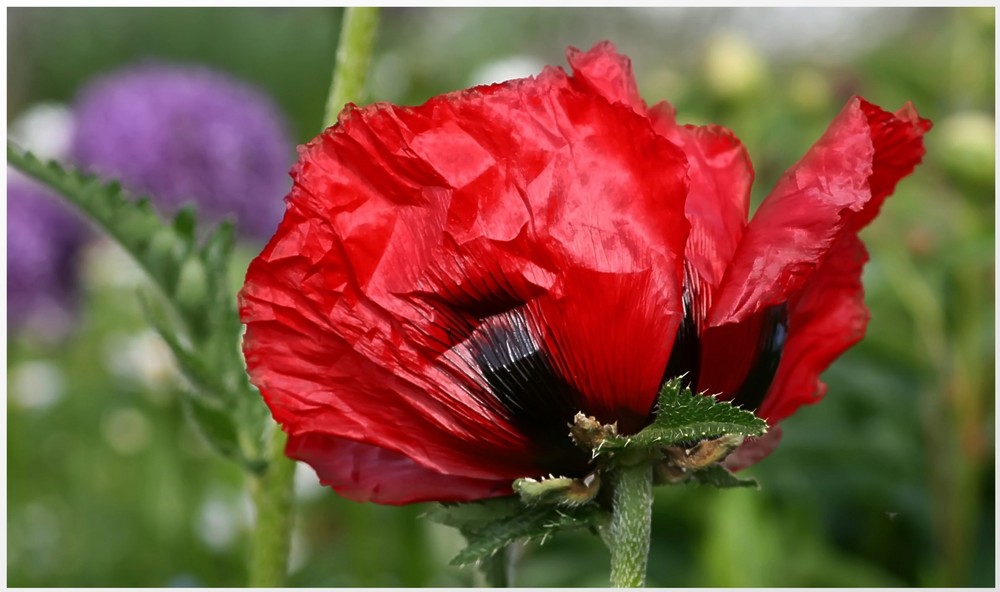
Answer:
7;170;88;339
71;63;295;240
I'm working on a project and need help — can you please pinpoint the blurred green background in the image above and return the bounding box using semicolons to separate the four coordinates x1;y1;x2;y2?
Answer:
7;7;995;587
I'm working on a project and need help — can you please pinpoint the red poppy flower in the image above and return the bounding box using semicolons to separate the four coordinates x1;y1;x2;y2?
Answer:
239;42;930;504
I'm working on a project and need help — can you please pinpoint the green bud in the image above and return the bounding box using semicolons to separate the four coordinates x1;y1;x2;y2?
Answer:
935;111;994;188
787;68;832;113
144;227;186;286
174;255;209;316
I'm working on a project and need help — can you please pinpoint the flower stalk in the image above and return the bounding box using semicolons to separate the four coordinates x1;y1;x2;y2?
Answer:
248;427;297;587
479;541;522;587
607;463;654;587
324;7;381;129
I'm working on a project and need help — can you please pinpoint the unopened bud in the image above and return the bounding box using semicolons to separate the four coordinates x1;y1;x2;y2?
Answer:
174;256;209;314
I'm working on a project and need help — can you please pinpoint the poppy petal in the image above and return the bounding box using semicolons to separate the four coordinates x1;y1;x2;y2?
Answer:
567;41;755;327
650;104;754;317
708;97;929;326
696;304;784;404
528;264;682;435
850;99;932;231
565;41;645;111
757;232;870;424
287;433;512;505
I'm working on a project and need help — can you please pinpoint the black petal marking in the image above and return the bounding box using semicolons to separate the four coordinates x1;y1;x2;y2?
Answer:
468;310;588;472
730;303;788;412
661;262;788;414
661;275;701;391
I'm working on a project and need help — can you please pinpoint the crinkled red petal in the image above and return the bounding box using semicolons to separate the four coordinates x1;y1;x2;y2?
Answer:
565;41;646;111
707;97;874;326
850;99;932;231
758;232;870;424
651;105;754;322
708;97;929;327
240;49;690;500
567;41;755;325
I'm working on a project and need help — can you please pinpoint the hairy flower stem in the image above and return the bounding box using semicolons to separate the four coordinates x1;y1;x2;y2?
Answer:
323;7;381;128
248;427;297;587
607;464;654;587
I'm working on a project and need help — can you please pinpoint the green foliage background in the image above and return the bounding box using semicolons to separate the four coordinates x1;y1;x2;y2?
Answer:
7;7;995;587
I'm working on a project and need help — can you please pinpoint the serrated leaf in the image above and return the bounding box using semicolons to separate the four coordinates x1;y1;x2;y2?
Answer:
182;393;242;458
181;393;266;474
424;496;523;533
600;377;768;452
689;464;759;489
137;288;224;402
449;503;603;566
8;141;270;467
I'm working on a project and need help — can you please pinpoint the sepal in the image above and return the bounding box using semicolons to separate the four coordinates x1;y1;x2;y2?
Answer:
514;472;601;507
597;377;768;455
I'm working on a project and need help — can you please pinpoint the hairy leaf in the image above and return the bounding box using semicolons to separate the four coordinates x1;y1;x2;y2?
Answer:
599;377;768;453
424;496;523;533
689;464;760;489
8;142;268;466
449;503;604;566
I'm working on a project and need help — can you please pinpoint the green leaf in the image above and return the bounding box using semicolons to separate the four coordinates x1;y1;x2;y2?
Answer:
137;288;225;403
426;497;606;567
600;377;768;452
689;464;760;489
181;393;243;462
8;141;270;466
424;497;523;533
448;503;604;567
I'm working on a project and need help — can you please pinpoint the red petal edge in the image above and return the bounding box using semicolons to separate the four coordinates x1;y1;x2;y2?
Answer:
709;97;930;327
288;433;512;505
758;232;870;424
565;41;646;112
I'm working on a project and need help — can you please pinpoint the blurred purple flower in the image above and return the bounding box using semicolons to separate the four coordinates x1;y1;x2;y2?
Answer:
7;170;88;339
71;63;294;240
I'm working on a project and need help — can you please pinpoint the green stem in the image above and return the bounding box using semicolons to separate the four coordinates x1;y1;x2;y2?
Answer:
607;464;654;587
323;7;381;128
479;541;522;587
248;427;297;587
